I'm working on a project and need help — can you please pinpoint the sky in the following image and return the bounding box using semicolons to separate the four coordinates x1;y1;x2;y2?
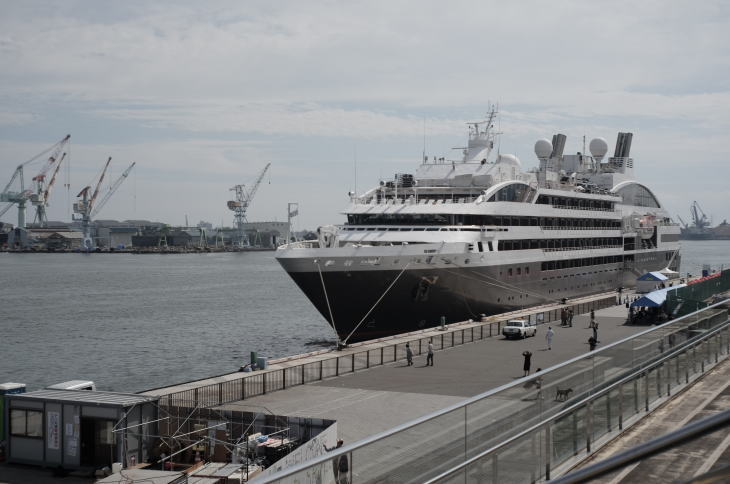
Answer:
1;0;729;230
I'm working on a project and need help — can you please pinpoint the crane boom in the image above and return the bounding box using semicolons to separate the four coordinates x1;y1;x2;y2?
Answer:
88;157;112;214
0;203;13;218
43;152;67;203
2;134;70;195
91;162;135;218
32;134;70;183
245;162;271;208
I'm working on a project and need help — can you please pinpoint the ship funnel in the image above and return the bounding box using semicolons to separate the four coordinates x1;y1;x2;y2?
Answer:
589;137;608;162
614;132;633;158
550;134;567;158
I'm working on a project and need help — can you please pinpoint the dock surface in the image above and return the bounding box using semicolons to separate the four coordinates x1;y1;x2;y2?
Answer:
216;303;643;443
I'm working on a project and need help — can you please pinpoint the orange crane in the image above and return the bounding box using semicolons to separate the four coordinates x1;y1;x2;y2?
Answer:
73;157;135;249
30;150;69;226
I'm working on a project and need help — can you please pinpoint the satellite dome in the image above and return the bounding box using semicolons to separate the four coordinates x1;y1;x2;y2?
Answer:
497;154;521;167
534;139;553;160
589;137;608;162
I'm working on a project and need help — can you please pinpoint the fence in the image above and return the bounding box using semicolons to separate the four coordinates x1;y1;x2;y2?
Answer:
257;300;730;484
156;295;619;408
666;268;730;317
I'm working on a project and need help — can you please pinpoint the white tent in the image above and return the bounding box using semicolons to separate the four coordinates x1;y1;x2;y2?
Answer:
636;271;669;293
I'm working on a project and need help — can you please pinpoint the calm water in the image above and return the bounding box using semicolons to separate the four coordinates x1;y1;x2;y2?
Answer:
1;240;728;393
0;251;332;393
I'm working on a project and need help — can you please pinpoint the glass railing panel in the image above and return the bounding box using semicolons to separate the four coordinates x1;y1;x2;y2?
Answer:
494;432;544;484
465;386;533;459
438;468;467;484
591;394;610;442
620;381;637;421
647;366;660;404
592;338;636;388
350;407;466;484
552;411;578;467
465;455;495;484
607;387;621;431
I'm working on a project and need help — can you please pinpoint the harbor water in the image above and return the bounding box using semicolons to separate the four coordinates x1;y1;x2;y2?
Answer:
1;240;728;393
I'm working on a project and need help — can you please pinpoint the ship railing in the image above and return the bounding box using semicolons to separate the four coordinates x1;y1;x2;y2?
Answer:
541;226;622;231
358;196;482;205
551;205;620;213
279;240;319;249
256;301;730;484
542;245;623;252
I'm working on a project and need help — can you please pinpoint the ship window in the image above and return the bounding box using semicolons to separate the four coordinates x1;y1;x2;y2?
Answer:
487;183;534;202
487;241;493;251
508;268;513;276
477;242;484;252
516;267;522;275
525;266;530;274
615;183;660;208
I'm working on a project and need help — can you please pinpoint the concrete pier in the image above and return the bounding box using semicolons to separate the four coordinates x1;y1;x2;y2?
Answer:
215;302;644;443
143;291;642;443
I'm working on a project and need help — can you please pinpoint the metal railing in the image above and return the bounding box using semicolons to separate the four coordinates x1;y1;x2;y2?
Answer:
552;408;730;483
153;296;620;408
542;244;622;252
257;300;730;484
540;226;622;231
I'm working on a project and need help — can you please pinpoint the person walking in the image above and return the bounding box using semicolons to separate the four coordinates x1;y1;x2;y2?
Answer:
568;308;574;327
405;343;413;366
588;336;597;351
522;350;532;376
592;320;599;341
545;327;554;350
426;339;434;366
590;309;595;321
560;308;567;327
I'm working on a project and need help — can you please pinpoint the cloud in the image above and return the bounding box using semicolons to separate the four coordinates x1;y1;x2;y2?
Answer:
0;1;729;226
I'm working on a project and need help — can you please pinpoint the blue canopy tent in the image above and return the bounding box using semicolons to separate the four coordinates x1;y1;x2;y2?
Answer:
631;284;686;308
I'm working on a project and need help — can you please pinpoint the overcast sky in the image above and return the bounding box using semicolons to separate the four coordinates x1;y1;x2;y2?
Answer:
1;0;728;230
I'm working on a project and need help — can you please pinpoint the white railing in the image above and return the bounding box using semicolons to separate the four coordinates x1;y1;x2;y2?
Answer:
542;245;622;252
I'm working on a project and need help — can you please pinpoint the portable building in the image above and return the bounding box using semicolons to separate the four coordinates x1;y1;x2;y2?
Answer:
4;389;158;470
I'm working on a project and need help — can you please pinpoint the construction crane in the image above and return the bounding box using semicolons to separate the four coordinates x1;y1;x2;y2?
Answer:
0;134;71;228
31;151;68;226
690;201;711;230
73;158;136;249
227;163;271;247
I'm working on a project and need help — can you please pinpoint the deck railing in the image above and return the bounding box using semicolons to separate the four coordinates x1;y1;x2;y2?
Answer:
257;300;730;484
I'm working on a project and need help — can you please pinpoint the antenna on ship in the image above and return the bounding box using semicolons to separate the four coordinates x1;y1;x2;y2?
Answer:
422;117;426;163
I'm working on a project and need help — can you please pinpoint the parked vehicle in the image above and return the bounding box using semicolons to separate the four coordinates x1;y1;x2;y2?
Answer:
502;319;537;339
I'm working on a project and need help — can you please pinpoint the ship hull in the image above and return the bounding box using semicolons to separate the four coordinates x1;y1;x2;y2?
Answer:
279;250;677;343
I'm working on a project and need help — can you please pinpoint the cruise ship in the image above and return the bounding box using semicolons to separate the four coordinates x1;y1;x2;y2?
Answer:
276;108;681;343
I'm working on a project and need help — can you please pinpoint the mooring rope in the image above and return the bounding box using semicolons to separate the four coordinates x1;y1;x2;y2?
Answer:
342;262;412;345
316;261;339;341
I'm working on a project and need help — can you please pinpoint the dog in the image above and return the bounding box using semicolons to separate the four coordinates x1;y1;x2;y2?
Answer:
555;388;573;402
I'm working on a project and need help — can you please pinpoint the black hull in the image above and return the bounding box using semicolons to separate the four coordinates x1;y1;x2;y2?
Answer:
288;268;509;342
282;250;677;343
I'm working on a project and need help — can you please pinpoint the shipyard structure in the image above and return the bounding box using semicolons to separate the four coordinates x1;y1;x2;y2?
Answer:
0;219;289;251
